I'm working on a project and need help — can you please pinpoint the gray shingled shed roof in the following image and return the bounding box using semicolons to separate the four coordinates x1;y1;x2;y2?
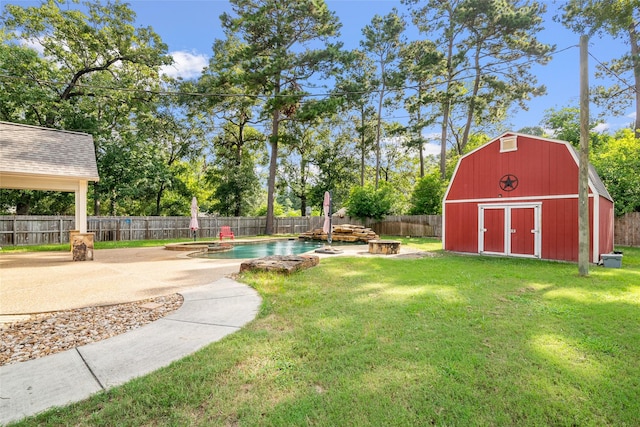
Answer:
565;143;613;202
0;121;99;183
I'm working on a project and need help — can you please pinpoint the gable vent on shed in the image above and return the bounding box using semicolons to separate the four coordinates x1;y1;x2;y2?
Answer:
500;135;518;152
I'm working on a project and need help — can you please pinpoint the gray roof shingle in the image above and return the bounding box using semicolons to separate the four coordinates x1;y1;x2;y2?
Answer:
0;121;99;181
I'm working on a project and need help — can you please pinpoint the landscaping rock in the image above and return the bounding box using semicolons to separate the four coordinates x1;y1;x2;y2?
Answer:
239;255;319;274
299;223;379;243
0;294;183;366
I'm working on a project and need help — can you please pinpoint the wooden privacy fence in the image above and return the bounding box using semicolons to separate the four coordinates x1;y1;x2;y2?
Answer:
0;214;442;246
614;212;640;247
2;213;637;246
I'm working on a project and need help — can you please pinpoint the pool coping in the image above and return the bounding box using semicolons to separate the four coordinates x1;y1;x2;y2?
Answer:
170;238;365;259
164;236;299;252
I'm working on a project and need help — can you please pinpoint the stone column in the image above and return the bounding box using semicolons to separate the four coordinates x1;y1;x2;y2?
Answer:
72;233;95;261
69;230;79;252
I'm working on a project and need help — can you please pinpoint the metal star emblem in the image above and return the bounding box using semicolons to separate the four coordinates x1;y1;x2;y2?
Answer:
499;174;519;191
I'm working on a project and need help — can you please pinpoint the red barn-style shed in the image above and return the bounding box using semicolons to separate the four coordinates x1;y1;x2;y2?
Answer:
443;132;614;263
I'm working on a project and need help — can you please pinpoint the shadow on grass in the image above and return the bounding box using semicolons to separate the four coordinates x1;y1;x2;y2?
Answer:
15;248;640;426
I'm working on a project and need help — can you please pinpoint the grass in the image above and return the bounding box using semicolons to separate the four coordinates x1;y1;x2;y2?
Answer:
9;238;640;426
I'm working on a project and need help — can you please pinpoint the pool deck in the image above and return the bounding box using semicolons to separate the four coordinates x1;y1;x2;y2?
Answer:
0;246;243;315
0;241;422;315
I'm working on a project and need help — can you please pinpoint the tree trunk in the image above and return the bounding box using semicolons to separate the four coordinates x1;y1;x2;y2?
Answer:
440;98;450;179
419;142;425;178
360;105;366;186
154;182;165;216
417;83;425;178
375;86;384;189
299;156;308;216
629;22;640;138
16;198;29;215
265;76;281;235
578;35;590;276
235;123;244;217
440;36;455;179
461;50;482;153
300;194;307;217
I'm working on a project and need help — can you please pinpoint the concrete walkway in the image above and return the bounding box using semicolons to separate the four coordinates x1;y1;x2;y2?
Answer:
0;277;261;425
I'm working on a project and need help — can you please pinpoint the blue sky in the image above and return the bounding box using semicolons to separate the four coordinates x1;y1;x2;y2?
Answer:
4;0;634;144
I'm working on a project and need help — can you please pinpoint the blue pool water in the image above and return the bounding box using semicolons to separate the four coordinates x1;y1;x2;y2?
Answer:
192;239;329;259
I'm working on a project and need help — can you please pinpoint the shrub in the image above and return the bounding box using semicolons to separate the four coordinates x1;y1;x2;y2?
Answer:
345;183;394;220
409;171;446;215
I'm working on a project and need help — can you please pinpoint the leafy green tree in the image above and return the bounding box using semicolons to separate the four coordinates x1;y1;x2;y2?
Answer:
135;94;207;216
592;128;640;215
2;0;170;127
454;0;553;150
1;0;172;214
559;0;640;137
403;0;468;178
219;0;342;234
376;122;418;213
400;39;443;177
408;170;445;215
334;50;378;186
541;106;607;147
516;126;546;136
0;40;57;125
345;183;395;220
403;0;553;177
207;123;263;217
360;9;406;188
0;190;74;215
307;116;360;212
279;121;321;216
252;201;285;217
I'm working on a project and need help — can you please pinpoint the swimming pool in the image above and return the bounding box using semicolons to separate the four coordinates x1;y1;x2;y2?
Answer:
190;239;331;259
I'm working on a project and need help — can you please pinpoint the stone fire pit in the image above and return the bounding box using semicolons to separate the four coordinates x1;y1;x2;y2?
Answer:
368;239;401;255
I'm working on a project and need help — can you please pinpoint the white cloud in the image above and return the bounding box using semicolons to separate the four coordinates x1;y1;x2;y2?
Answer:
422;132;442;156
423;142;441;156
627;112;637;120
593;122;610;133
161;50;208;79
19;37;45;55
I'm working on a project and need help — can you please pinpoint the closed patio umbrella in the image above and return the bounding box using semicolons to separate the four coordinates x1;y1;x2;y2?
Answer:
322;191;332;244
315;191;342;254
190;197;199;241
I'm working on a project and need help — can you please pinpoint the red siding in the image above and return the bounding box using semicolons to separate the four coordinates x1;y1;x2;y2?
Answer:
444;203;478;253
444;133;614;263
541;198;578;262
599;197;615;256
446;136;583;201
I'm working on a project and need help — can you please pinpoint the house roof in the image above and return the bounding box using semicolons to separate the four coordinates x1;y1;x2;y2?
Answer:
0;121;99;183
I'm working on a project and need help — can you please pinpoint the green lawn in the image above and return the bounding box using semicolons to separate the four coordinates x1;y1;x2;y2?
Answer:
10;239;640;426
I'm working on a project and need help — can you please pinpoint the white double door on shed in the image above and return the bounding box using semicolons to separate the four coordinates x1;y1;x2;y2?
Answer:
478;203;541;258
